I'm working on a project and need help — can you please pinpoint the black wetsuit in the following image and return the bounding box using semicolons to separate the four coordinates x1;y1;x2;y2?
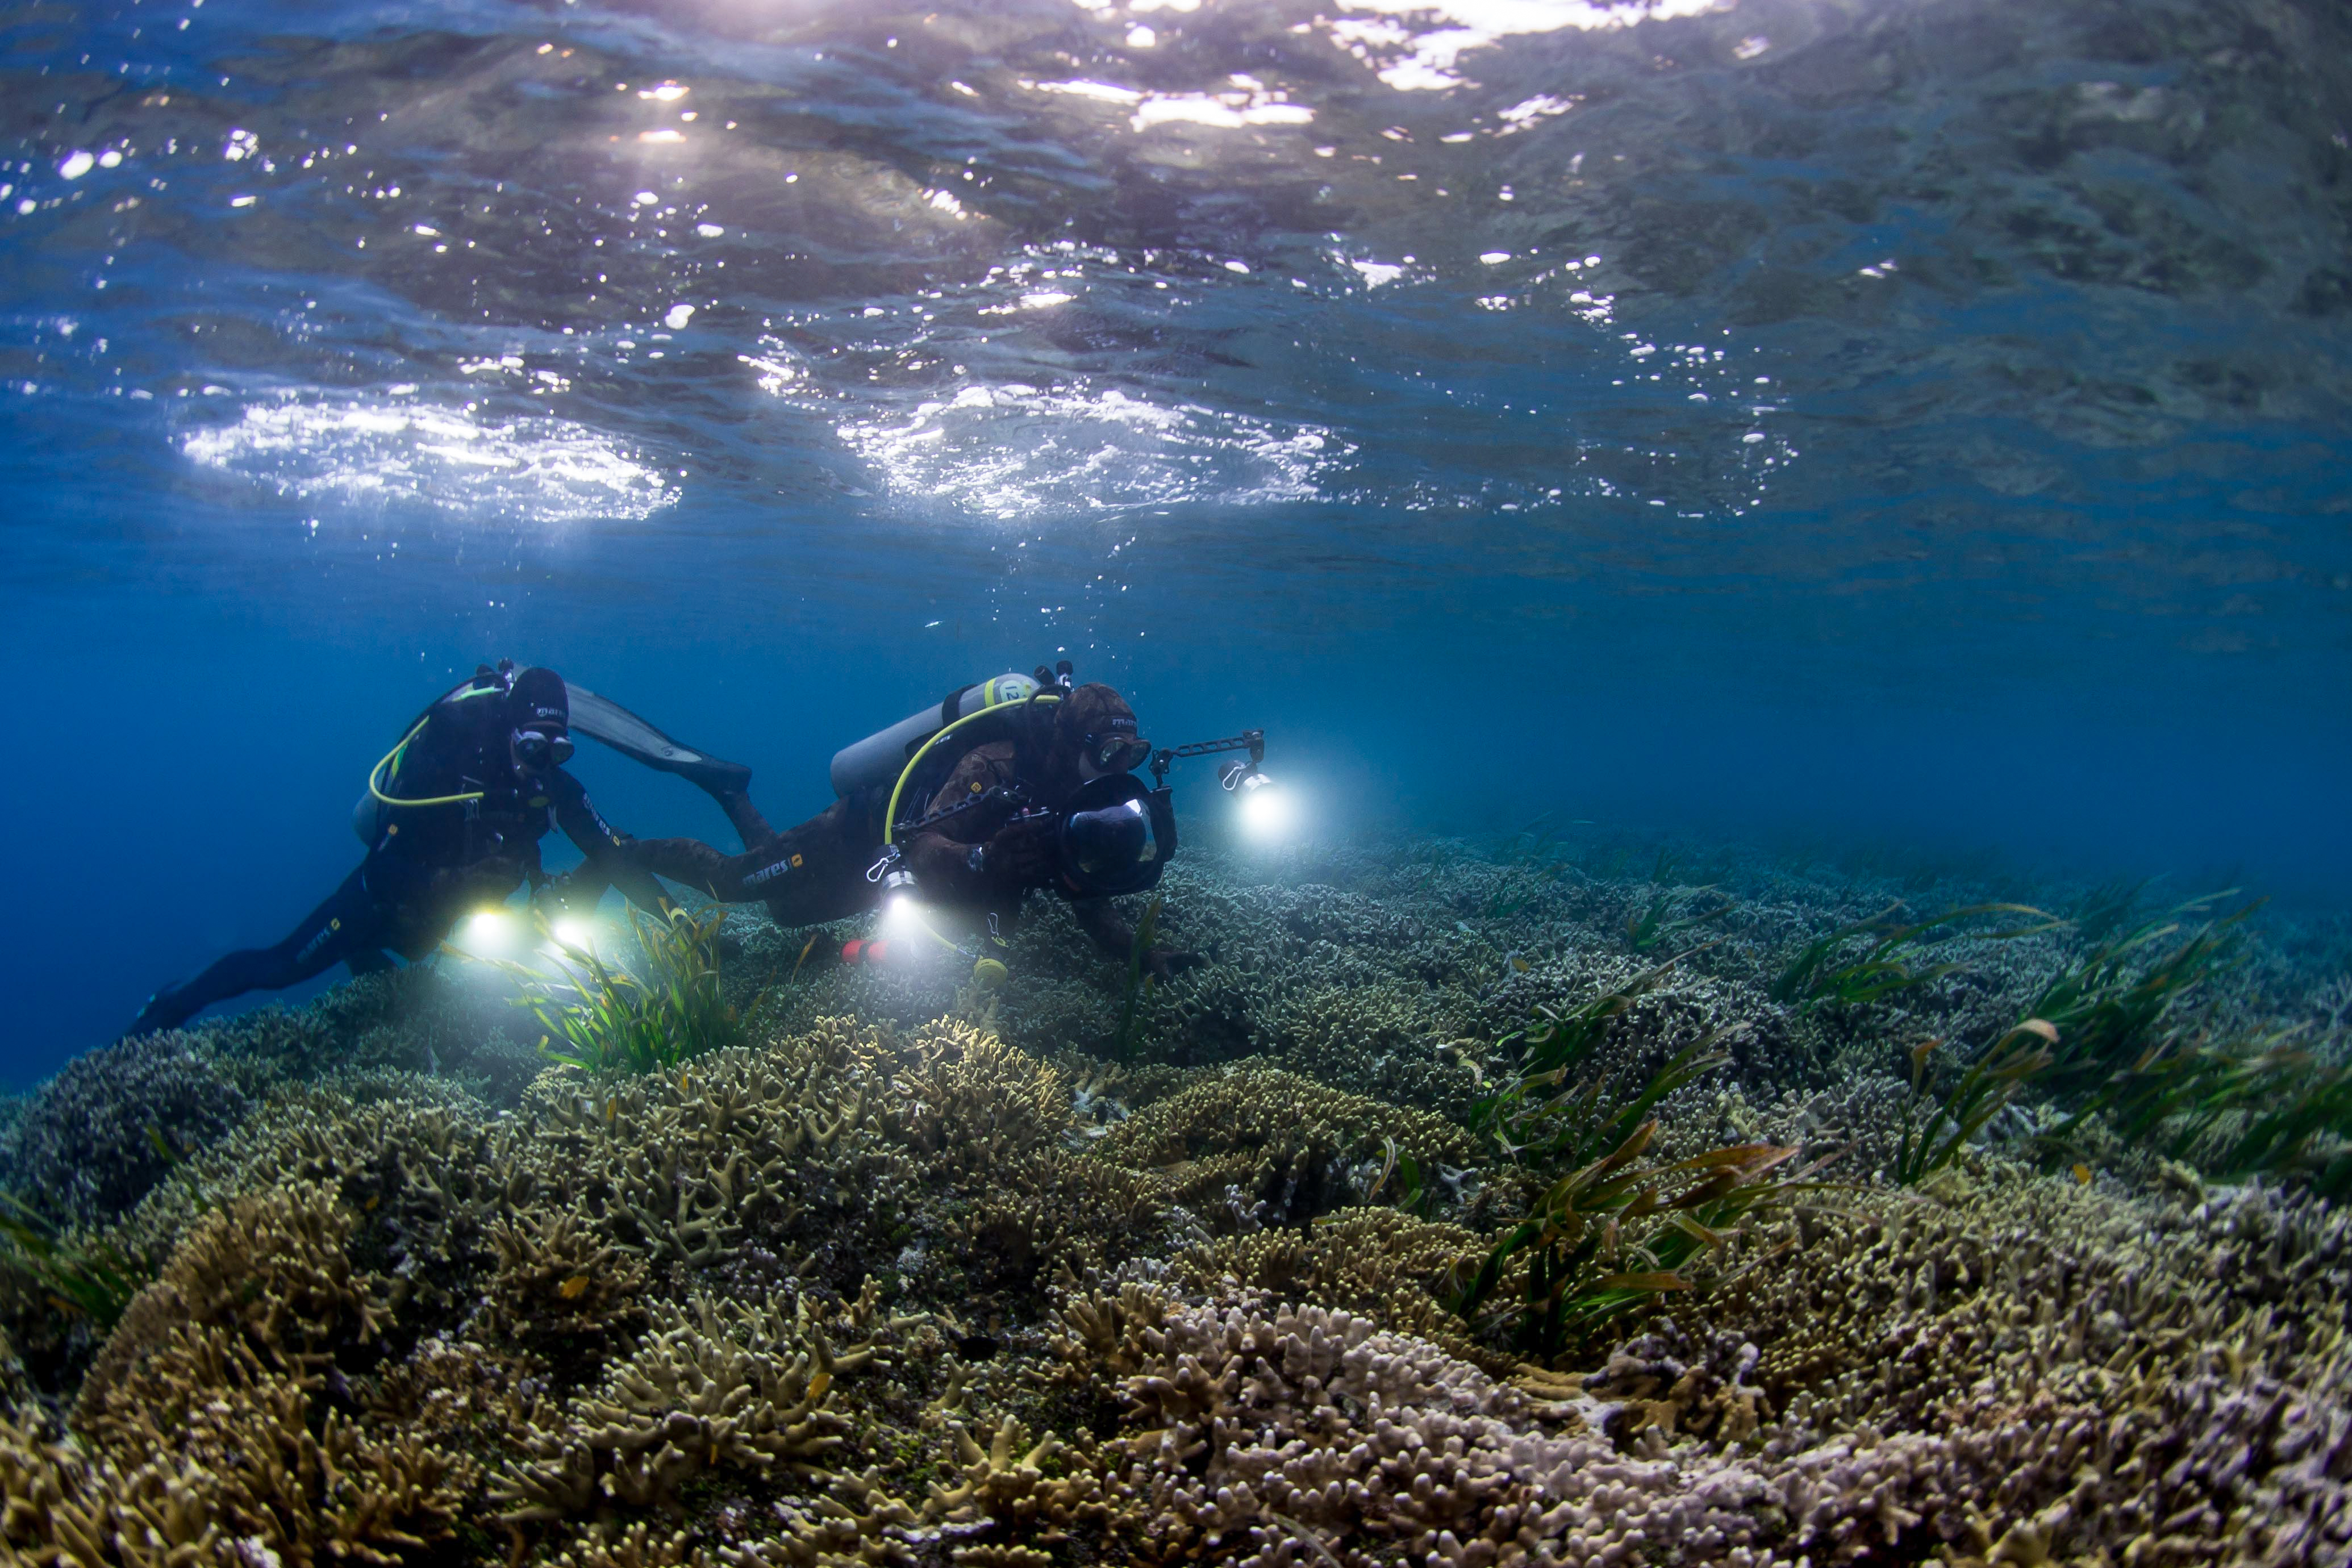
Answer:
131;679;660;1035
613;786;901;928
609;740;1140;959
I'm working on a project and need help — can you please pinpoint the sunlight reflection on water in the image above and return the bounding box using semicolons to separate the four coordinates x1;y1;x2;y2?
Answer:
828;380;1349;520
180;393;677;523
0;0;2338;650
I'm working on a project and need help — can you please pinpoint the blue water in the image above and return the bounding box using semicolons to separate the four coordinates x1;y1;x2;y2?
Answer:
3;0;2348;1081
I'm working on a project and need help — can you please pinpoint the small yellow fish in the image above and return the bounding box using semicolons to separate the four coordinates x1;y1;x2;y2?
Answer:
558;1274;591;1300
2071;1163;2092;1186
363;1195;380;1212
1508;952;1531;974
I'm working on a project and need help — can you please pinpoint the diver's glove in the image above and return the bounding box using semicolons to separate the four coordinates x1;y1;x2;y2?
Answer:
978;812;1060;884
536;869;594;915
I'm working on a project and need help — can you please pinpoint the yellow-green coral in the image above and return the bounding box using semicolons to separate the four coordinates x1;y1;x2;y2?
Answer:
1095;1065;1471;1223
485;1204;652;1350
10;1183;473;1568
491;1291;875;1522
515;1024;888;1274
76;1181;389;1441
887;1020;1072;1181
5;839;2347;1568
1175;1206;1487;1364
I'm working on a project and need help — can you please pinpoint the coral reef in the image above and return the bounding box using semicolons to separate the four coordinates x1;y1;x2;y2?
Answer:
1172;1207;1490;1363
0;1031;247;1227
5;1180;474;1568
1098;1066;1471;1225
489;1292;868;1523
203;963;532;1087
4;831;2350;1565
485;1206;653;1354
1090;1295;1774;1567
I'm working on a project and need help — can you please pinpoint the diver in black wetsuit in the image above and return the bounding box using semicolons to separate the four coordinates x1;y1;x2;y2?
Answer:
571;677;1204;979
126;661;665;1036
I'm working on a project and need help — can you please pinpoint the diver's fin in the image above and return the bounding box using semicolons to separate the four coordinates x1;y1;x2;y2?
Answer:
125;982;191;1039
564;683;753;795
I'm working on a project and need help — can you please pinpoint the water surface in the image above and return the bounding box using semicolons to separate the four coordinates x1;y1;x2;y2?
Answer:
3;0;2349;1073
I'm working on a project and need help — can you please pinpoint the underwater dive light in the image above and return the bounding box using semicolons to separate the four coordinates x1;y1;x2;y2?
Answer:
458;907;518;954
1149;727;1286;841
877;862;933;943
1221;759;1292;839
548;916;598;954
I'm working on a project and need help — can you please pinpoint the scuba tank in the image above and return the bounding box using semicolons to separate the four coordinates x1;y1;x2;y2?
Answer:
829;673;1042;799
352;788;389;846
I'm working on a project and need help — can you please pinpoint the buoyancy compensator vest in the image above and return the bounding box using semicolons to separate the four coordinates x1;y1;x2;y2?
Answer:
349;670;515;845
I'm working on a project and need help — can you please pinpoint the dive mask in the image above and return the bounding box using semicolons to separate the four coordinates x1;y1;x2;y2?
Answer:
512;728;575;773
1083;733;1153;775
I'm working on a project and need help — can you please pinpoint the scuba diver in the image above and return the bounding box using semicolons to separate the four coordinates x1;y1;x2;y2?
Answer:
126;661;670;1036
564;665;1212;979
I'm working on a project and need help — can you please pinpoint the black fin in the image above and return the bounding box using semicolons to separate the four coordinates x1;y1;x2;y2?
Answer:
564;683;753;795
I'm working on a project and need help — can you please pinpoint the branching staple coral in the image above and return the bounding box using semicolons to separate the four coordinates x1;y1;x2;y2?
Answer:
491;1292;875;1523
76;1180;390;1442
1099;1067;1470;1225
485;1204;650;1351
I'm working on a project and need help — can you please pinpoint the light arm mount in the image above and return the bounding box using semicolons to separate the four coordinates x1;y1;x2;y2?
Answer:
1149;729;1265;789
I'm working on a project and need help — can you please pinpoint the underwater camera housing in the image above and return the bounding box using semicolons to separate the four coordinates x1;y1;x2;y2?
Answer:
885;772;1178;900
1053;773;1178;898
1044;728;1274;895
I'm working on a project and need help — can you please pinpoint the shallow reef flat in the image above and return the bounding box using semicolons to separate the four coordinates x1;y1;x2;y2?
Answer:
1;829;2348;1567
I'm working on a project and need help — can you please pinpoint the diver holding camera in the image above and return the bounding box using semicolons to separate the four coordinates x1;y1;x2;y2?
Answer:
561;664;1215;978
